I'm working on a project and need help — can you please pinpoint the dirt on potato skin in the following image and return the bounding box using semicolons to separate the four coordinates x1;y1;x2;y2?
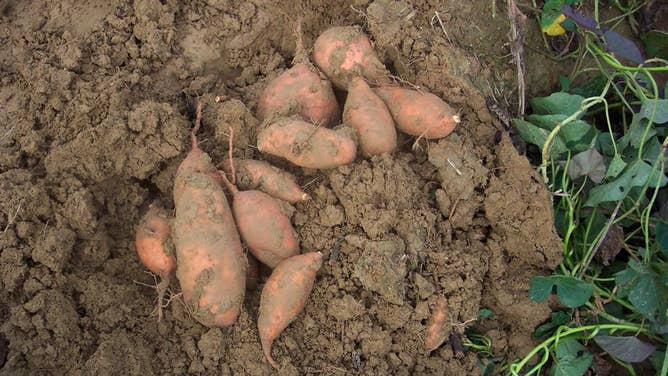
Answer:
0;0;563;375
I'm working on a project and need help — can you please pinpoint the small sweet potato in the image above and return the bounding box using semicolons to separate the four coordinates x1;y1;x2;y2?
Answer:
313;26;388;90
135;203;175;321
374;86;460;139
257;63;340;127
424;295;448;351
257;118;357;169
221;159;309;203
220;174;300;269
258;252;323;368
343;77;397;156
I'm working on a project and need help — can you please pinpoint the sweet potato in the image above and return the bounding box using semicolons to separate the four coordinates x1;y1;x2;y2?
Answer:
257;63;340;127
258;252;323;368
257;23;339;127
343;77;397;156
221;159;309;203
424;295;448;351
257;118;357;169
135;203;176;321
313;26;388;89
220;174;300;269
172;103;246;327
374;86;461;139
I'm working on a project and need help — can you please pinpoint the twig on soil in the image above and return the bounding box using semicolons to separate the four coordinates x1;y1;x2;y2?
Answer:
3;200;23;232
431;11;452;43
506;0;527;115
301;177;320;189
447;158;462;176
228;127;236;184
0;124;16;143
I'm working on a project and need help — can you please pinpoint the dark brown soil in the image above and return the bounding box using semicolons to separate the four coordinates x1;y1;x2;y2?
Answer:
0;0;565;374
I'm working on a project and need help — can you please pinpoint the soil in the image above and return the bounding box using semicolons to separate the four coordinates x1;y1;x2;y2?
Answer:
0;0;566;375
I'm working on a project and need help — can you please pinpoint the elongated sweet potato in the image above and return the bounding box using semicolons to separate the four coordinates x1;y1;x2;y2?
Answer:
221;159;309;203
220;174;300;269
313;26;388;89
343;77;397;156
374;86;460;139
172;103;246;327
257;63;340;127
257;118;357;169
424;295;448;351
258;252;323;368
135;203;175;321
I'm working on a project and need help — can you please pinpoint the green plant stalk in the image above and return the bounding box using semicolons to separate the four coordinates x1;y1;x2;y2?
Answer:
661;345;668;376
508;324;649;376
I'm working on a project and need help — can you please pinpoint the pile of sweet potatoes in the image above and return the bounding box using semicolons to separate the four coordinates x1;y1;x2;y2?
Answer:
134;25;458;369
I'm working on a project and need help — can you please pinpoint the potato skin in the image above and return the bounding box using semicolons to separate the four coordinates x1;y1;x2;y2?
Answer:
374;87;460;139
232;190;299;268
173;172;246;327
257;63;340;127
221;159;309;203
313;26;388;90
257;119;357;169
343;77;397;156
424;295;448;351
258;252;323;368
135;204;175;278
173;144;220;207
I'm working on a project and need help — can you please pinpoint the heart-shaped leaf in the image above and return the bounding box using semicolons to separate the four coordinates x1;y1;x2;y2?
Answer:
593;335;656;363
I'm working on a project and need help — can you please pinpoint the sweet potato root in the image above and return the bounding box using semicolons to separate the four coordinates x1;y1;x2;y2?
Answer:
135;203;176;321
343;77;397;156
424;295;449;351
220;174;300;269
257;118;357;169
374;86;460;139
221;159;309;203
258;252;323;368
257;63;340;127
172;103;246;327
313;26;388;90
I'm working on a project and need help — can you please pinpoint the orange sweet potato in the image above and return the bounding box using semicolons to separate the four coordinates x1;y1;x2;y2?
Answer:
172;104;246;327
221;159;309;203
374;86;461;139
135;203;176;321
220;174;300;269
257;63;340;127
257;118;357;169
313;26;388;90
424;295;449;351
343;77;397;156
258;252;323;368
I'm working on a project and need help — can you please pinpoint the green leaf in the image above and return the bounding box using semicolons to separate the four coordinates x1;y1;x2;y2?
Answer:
528;275;593;307
559;76;571;91
513;118;568;156
533;311;572;339
550;338;593;376
593;335;656;363
526;114;597;153
531;92;586;116
605;154;627;179
571;75;607;98
657;221;668;257
639;98;668;124
541;0;567;29
584;160;668;207
614;266;637;298
529;276;554;302
629;271;664;320
640;30;668;60
552;275;593;308
478;308;494;320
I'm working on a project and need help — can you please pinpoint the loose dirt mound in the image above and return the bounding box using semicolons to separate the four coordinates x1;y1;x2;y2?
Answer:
0;0;562;374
